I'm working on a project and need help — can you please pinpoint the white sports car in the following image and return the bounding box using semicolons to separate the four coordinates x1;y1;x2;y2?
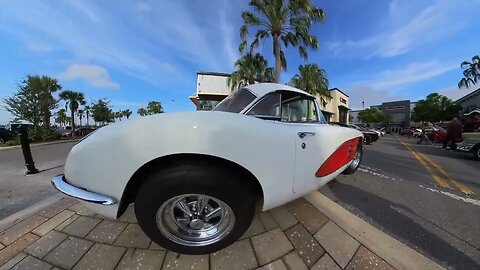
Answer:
52;83;363;254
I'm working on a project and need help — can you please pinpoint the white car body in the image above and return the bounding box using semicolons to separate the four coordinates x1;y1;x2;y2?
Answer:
54;83;363;220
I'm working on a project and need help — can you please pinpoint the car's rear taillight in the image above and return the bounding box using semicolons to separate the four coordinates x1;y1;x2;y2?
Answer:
315;137;361;177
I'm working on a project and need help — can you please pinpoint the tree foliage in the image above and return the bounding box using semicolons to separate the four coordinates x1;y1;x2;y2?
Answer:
227;52;274;90
458;55;480;89
358;108;387;124
3;75;60;129
239;0;325;82
412;93;461;122
59;90;86;133
122;109;132;119
91;99;113;125
291;64;329;96
137;101;164;116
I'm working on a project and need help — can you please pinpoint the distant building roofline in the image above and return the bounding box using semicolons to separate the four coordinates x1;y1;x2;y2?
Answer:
197;71;231;77
455;87;480;103
329;88;349;97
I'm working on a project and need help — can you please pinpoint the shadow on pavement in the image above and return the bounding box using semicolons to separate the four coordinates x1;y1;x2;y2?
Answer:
38;165;64;173
326;181;480;269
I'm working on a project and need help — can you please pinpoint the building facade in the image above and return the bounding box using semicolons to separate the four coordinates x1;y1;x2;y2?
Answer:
456;87;480;114
189;72;232;111
190;72;350;123
317;88;349;123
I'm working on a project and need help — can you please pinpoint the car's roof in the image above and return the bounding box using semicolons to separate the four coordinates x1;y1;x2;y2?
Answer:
245;83;314;98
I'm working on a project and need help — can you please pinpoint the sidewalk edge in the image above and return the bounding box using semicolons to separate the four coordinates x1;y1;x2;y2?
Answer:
0;194;64;232
0;139;78;151
304;191;445;270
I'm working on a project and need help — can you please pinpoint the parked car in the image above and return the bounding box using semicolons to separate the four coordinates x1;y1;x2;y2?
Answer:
0;127;13;143
62;127;95;137
348;124;379;144
456;132;480;160
52;83;364;254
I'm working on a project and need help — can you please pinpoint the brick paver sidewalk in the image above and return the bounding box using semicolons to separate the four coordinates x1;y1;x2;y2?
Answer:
0;194;429;270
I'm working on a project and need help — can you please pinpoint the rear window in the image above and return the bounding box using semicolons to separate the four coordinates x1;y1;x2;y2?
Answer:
213;88;256;113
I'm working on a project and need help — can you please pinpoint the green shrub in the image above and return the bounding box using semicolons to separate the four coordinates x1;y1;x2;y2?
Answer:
0;135;20;147
29;127;61;142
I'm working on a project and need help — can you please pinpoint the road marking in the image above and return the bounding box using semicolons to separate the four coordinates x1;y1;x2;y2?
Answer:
401;142;452;189
414;151;475;195
358;166;403;181
424;187;480;207
401;141;475;195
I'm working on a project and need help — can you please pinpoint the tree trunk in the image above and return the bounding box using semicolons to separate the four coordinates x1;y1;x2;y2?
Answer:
86;112;90;127
43;110;50;131
71;110;75;137
273;34;281;83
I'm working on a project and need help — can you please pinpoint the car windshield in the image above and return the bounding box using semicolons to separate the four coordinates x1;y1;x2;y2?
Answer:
213;88;256;113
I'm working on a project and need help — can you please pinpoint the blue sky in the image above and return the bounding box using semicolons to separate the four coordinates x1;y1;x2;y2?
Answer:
0;0;479;124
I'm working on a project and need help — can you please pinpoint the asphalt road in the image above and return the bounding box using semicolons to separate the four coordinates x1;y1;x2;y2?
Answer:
0;142;75;219
320;135;480;269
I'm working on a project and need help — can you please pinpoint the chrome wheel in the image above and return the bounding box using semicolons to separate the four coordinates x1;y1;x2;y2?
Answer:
351;148;361;168
156;194;235;246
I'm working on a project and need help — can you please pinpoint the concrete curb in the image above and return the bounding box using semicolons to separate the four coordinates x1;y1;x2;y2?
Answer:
304;191;445;270
0;139;78;151
0;194;64;232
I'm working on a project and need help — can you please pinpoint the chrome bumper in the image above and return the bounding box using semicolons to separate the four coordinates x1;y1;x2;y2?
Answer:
455;142;474;152
51;175;116;205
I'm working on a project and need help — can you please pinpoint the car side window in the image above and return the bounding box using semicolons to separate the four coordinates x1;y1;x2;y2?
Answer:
281;97;319;123
246;93;281;120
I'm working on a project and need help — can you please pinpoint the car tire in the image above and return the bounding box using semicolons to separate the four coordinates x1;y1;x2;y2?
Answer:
473;144;480;160
342;144;363;175
134;161;256;255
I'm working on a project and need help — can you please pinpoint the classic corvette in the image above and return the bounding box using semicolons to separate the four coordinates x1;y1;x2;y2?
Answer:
52;83;363;254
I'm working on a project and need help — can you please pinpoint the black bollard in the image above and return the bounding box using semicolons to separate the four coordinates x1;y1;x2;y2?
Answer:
19;125;39;175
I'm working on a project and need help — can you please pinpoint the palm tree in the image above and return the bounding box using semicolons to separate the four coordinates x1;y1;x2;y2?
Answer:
137;108;148;116
239;0;325;82
227;52;275;90
56;109;67;127
28;75;62;129
291;64;329;96
115;111;123;121
84;105;91;127
458;55;480;88
123;109;132;119
59;90;86;135
77;109;85;126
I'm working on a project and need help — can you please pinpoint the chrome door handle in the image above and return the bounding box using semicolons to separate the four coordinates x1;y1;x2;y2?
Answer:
298;132;316;138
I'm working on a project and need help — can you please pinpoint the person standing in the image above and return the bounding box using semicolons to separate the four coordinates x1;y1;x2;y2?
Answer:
443;118;462;149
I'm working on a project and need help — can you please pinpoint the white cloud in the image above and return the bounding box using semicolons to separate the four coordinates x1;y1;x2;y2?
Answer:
328;0;476;58
343;60;457;108
362;61;457;89
25;42;53;53
58;64;119;89
0;1;243;85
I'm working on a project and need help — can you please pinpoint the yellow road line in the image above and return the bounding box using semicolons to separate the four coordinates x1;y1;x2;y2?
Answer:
401;142;452;189
401;141;475;195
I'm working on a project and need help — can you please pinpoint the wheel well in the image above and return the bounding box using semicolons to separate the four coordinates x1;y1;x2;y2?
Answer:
117;153;264;218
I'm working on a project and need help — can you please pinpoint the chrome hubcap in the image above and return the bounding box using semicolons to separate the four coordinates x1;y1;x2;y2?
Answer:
351;148;361;168
156;194;235;246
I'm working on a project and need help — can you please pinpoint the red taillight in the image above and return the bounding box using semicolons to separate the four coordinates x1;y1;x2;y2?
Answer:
315;137;361;177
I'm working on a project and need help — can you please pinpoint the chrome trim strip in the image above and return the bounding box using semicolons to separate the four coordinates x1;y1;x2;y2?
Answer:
51;175;116;205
